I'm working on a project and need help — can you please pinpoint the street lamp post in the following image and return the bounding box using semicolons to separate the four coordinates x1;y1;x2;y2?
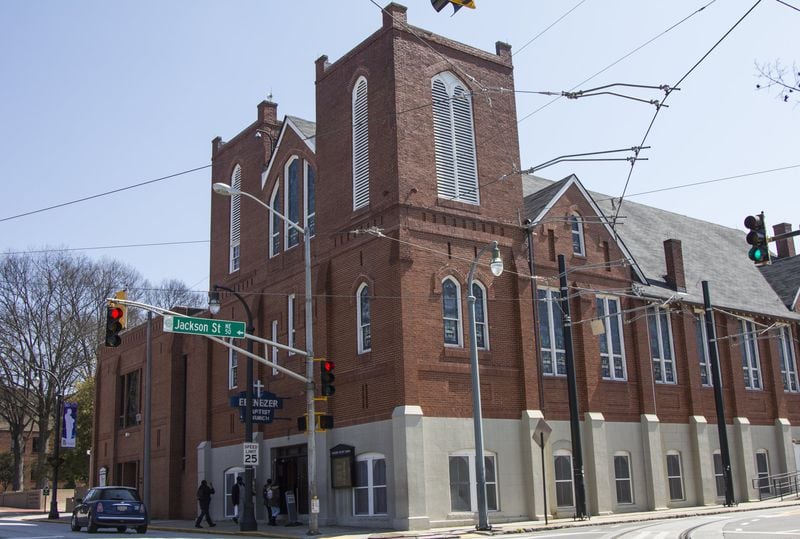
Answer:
36;367;64;520
212;182;320;535
208;285;257;532
466;240;503;532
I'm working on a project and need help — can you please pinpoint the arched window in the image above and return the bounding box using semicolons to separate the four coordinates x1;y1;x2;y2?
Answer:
431;72;478;205
570;213;585;256
229;164;242;272
755;449;770;495
613;451;633;504
712;451;725;498
472;281;488;350
442;277;463;346
352;76;369;210
666;450;684;501
353;453;386;516
224;467;245;518
304;161;316;237
448;450;498;512
285;157;300;249
554;449;574;507
357;283;371;354
269;180;281;258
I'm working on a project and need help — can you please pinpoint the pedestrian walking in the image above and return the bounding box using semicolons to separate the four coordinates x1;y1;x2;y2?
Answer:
231;476;244;523
195;480;216;528
263;478;280;525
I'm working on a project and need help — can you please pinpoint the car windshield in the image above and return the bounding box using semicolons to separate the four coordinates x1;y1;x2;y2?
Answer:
99;489;140;502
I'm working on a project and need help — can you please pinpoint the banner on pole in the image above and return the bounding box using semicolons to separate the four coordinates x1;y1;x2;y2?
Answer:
62;402;78;448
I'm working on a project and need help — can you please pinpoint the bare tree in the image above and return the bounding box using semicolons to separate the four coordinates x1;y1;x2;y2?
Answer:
755;59;800;103
141;278;204;311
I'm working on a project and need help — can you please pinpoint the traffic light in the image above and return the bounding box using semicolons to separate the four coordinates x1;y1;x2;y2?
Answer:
744;212;771;266
320;360;335;397
431;0;475;14
105;304;124;347
297;414;334;432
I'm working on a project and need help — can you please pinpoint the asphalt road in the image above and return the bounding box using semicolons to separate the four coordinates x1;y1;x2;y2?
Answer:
473;506;800;538
0;516;209;539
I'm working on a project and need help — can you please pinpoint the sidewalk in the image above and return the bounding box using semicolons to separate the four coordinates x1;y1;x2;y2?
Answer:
12;496;800;538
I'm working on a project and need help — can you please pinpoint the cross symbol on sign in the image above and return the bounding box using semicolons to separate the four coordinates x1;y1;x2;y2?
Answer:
253;379;264;398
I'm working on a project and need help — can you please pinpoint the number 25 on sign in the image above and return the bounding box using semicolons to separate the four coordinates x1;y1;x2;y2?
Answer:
243;442;259;466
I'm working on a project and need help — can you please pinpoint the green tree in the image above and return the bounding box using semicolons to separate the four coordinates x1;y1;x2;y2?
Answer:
0;452;13;491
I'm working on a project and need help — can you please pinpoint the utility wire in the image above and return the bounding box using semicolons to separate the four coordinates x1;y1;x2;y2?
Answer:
513;0;591;57
596;163;800;201
611;0;763;227
0;164;211;224
518;0;717;125
775;0;800;12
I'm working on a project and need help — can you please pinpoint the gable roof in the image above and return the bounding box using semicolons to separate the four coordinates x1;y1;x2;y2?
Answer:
260;115;316;189
523;175;797;320
524;174;646;284
759;255;800;310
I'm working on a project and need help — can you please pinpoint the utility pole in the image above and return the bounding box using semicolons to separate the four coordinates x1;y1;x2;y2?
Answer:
703;281;735;506
558;255;587;519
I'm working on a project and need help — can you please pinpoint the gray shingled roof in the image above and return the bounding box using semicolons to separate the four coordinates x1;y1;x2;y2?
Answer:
286;115;316;142
759;256;800;310
523;175;797;320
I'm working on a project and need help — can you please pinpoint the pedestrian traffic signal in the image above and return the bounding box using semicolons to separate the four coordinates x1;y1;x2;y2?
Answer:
431;0;475;14
320;360;335;397
297;414;334;432
744;213;771;266
105;304;124;347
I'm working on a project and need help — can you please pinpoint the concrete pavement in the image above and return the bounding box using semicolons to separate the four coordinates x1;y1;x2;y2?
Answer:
8;495;800;538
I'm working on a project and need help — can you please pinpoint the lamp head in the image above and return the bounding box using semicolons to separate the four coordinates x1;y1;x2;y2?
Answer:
490;242;504;277
255;131;263;139
208;290;221;315
212;182;237;196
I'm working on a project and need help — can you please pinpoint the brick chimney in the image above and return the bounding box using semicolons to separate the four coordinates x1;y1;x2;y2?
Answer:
383;2;407;28
772;223;797;259
663;239;686;292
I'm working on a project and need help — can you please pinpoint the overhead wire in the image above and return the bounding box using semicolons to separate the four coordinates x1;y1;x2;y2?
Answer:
0;164;211;224
512;0;591;57
611;0;763;227
517;0;718;124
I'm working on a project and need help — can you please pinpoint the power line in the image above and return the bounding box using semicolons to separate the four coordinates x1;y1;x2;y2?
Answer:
517;0;718;125
611;0;763;226
513;0;591;57
0;164;212;224
595;163;800;201
1;240;209;256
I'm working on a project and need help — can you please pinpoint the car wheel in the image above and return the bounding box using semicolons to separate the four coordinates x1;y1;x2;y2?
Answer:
117;526;127;532
87;512;98;533
70;513;81;532
136;524;147;534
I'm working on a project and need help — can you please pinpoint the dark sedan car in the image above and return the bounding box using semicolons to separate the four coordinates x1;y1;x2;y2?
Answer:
71;486;148;534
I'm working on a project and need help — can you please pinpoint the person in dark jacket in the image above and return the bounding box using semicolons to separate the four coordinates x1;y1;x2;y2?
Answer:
231;476;244;523
195;480;216;528
263;478;280;525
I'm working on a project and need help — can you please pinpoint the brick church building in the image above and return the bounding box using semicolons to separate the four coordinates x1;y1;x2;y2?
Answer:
93;3;800;529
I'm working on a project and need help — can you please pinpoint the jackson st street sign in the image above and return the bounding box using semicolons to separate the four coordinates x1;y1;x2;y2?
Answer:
163;315;246;338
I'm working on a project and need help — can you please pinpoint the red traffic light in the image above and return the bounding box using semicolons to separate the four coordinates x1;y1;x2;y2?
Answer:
109;307;124;321
322;360;334;372
320;360;335;397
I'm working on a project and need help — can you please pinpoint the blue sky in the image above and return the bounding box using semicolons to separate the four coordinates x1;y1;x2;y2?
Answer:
1;0;796;294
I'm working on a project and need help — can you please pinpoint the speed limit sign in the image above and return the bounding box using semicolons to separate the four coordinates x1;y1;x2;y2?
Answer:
243;442;259;466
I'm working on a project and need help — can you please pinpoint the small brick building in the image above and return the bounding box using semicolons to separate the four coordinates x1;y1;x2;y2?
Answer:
93;3;800;529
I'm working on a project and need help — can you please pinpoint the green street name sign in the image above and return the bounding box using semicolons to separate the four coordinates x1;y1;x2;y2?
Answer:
163;315;246;338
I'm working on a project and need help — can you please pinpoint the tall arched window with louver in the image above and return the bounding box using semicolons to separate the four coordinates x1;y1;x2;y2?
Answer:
431;72;479;205
352;76;369;210
229;164;242;272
